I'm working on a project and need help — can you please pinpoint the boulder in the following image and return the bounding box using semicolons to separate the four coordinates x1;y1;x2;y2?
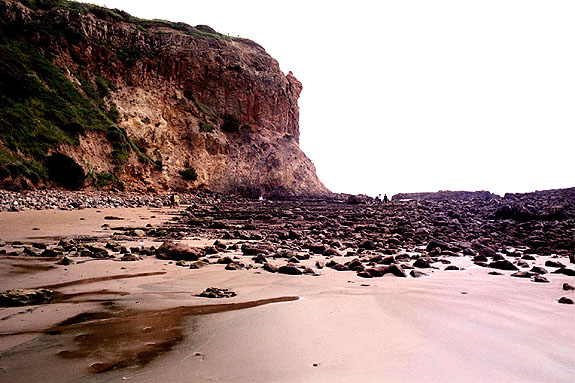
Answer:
156;242;204;261
489;260;519;271
545;260;565;268
552;268;575;276
198;287;237;298
0;289;55;307
410;270;428;278
278;264;303;275
531;275;549;283
413;258;431;268
558;297;574;305
511;271;535;278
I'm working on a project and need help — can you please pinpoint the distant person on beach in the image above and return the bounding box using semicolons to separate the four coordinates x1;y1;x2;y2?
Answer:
383;194;389;203
170;193;179;207
259;195;264;207
375;194;382;205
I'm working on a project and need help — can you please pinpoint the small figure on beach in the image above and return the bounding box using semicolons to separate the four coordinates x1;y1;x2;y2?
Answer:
383;194;389;203
259;194;264;207
375;194;382;205
170;193;179;207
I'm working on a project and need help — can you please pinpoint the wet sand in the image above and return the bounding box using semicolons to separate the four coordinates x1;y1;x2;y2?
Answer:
0;208;573;382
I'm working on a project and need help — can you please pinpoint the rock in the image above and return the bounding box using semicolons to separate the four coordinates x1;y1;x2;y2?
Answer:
445;265;459;271
479;246;498;258
360;240;375;250
41;249;62;258
410;270;428;278
322;248;339;256
473;254;488;263
426;238;451;251
0;289;55;307
332;263;350;272
225;262;245;270
278;264;303;275
263;263;278;273
531;275;549;283
186;260;205;269
558;297;574;305
202;246;218;255
57;256;74;265
413;258;431;268
217;256;235;264
309;244;326;254
104;216;124;220
346;259;364;272
121;254;141;261
381;256;396;265
358;264;406;278
288;256;300;264
552;268;575;276
156;242;204;261
489;260;519;271
488;271;503;275
511;271;535;278
562;283;575;291
252;254;267;264
516;260;530;268
133;229;146;237
521;254;536;261
545;260;565;268
198;287;237;298
385;264;407;277
530;266;548;274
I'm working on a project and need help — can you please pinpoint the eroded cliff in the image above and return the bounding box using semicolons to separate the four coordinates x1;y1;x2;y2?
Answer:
0;0;328;196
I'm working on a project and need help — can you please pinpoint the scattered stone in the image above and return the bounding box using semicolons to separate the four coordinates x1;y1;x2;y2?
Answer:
278;264;303;275
531;275;549;283
57;256;73;265
263;263;278;273
511;271;535;278
104;216;124;220
410;270;428;278
189;260;208;269
558;297;574;305
198;287;236;298
545;260;566;268
413;258;431;268
489;260;519;271
0;289;55;307
530;266;548;274
225;262;245;271
445;265;459;271
562;283;575;291
156;242;204;261
552;268;575;277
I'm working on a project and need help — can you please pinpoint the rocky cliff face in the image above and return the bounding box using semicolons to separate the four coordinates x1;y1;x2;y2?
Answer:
0;0;328;196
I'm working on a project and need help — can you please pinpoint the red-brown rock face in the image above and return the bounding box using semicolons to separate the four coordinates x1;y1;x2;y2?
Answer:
0;0;328;196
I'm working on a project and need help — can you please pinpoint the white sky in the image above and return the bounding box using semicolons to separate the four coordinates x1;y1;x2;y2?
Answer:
81;0;575;196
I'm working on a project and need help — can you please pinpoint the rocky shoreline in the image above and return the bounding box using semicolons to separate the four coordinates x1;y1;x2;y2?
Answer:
1;187;574;300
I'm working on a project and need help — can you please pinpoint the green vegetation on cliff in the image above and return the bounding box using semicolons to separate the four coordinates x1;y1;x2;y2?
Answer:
0;38;114;185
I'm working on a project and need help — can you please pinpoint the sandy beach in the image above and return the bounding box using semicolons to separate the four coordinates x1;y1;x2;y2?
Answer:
0;201;574;382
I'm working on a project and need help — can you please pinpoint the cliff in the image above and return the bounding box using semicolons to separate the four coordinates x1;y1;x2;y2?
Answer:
0;0;328;196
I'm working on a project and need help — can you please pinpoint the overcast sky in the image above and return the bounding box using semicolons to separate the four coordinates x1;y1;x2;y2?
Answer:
81;0;574;196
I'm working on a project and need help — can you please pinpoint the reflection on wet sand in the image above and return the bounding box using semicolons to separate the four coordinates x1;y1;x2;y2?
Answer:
4;296;298;376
